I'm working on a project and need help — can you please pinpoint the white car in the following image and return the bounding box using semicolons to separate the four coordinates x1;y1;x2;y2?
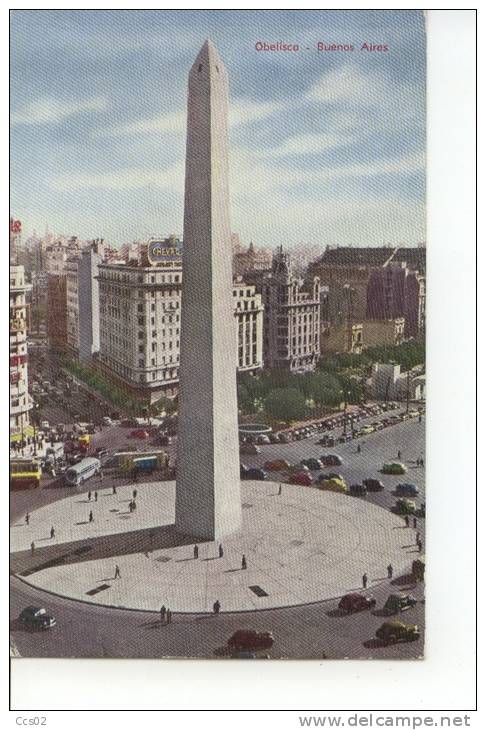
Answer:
40;420;50;430
102;416;112;426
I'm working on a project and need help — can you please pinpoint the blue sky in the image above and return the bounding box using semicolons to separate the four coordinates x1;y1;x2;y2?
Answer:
10;10;426;248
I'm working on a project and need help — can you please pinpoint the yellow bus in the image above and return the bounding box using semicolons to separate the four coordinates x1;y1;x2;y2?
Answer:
10;458;42;490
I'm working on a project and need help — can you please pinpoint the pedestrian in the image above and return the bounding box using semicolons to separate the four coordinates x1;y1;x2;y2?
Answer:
241;554;247;570
194;544;199;559
166;608;172;624
89;510;94;523
278;483;282;495
418;415;422;423
416;458;420;466
99;470;104;482
132;500;137;511
417;539;423;553
112;485;117;495
133;488;138;500
397;450;402;460
25;513;30;526
94;491;98;502
213;600;221;615
404;514;410;527
31;541;35;556
114;564;121;579
129;501;133;513
387;563;393;579
218;544;224;558
420;458;424;467
413;517;417;529
88;490;92;501
357;444;361;453
362;573;368;589
50;526;55;539
160;605;166;623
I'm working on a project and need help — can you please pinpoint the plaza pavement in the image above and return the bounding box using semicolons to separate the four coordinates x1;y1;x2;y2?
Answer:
10;480;418;613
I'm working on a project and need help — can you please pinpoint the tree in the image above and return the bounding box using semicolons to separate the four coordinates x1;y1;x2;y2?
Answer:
264;387;307;423
308;372;342;407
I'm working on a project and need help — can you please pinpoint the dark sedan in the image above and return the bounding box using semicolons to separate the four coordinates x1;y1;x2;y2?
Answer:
19;606;56;630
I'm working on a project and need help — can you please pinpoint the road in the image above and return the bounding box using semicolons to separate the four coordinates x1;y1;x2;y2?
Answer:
10;414;425;660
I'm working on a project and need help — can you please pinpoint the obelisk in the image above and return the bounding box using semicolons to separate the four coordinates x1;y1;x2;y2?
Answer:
175;40;242;540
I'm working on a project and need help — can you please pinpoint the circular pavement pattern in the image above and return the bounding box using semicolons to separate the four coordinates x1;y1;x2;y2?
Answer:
10;481;416;613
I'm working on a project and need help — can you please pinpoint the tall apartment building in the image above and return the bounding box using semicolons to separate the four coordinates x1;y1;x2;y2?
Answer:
47;274;68;352
10;265;32;437
65;256;80;355
262;247;320;372
97;259;264;402
78;244;102;361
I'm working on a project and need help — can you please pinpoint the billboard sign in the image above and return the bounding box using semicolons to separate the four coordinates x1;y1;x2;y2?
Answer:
148;238;182;264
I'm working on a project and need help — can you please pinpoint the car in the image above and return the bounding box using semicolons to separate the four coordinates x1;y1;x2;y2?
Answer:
338;593;376;613
321;454;343;467
86;424;96;435
268;434;280;444
395;483;419;497
255;434;271;445
375;620;420;645
349;483;367;497
102;416;113;426
317;436;335;446
383;594;418;615
301;457;323;471
40;420;50;430
240;463;249;478
288;471;313;486
19;606;56;630
316;472;344;483
158;434;172;446
359;425;375;435
264;459;291;472
394;498;417;515
130;429;150;439
362;478;385;492
277;432;291;443
382;462;407;475
227;629;274;651
240;443;261;455
408;409;421;418
95;447;108;458
243;467;267;481
317;477;348;493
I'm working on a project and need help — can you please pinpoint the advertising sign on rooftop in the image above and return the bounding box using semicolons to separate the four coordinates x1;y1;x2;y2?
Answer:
148;237;182;264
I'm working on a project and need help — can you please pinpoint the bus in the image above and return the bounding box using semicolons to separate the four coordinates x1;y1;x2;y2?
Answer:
64;457;101;487
10;459;42;490
109;451;169;472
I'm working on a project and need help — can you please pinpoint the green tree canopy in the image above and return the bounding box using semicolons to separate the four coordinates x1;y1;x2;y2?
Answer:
264;387;307;423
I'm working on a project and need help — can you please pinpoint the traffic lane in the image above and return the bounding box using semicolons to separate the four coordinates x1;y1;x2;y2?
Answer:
10;573;423;660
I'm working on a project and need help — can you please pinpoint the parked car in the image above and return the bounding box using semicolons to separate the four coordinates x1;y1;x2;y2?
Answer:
40;420;50;430
158;434;172;446
359;425;375;435
301;457;323;471
321;454;343;467
349;483;367;497
256;434;271;445
362;478;385;492
288;471;313;486
383;594;417;615
395;483;419;497
130;429;150;439
227;629;274;651
240;443;261;455
240;463;249;478
277;432;291;443
95;447;108;458
19;606;56;630
264;459;291;471
268;434;280;444
382;462;407;475
243;467;267;481
338;593;376;613
102;416;113;426
317;477;348;493
394;498;417;515
375;620;420;645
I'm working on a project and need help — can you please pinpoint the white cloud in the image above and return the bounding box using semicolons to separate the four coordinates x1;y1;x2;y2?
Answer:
261;130;354;158
94;110;186;138
307;63;386;107
12;96;108;125
229;98;284;127
49;161;184;192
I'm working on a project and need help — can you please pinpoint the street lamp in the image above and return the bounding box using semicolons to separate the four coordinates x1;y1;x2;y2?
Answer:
342;389;351;436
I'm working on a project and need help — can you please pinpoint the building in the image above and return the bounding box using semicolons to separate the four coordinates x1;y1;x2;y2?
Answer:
369;362;425;402
97;256;263;402
366;262;425;338
78;243;103;362
320;321;363;355
262;247;320;372
47;274;68;352
233;240;272;278
363;318;405;349
65;256;80;355
10;265;32;437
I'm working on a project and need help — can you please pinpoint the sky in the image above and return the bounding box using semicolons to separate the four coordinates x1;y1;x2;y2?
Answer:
10;10;426;249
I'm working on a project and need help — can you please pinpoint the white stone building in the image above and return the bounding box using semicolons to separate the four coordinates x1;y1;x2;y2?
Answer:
10;265;32;436
65;256;80;355
97;260;263;401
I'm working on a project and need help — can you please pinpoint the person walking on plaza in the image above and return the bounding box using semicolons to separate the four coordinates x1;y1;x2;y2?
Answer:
397;450;402;460
404;514;410;527
387;563;393;579
241;554;247;570
194;544;199;559
160;605;166;623
362;573;368;589
416;532;421;545
94;491;98;502
213;600;221;615
278;483;282;495
133;488;138;500
218;544;224;558
89;510;94;523
417;539;423;553
166;608;172;624
25;513;30;526
357;444;361;454
129;501;133;513
31;541;35;556
112;485;117;495
114;564;121;579
50;526;55;539
87;490;92;502
99;470;103;482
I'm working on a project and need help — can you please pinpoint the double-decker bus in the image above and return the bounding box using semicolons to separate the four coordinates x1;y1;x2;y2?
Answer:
10;458;42;490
